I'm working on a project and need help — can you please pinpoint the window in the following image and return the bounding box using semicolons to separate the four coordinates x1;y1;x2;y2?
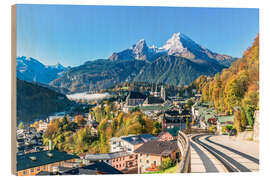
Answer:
23;171;27;175
146;154;149;158
30;168;34;173
36;167;40;171
140;159;142;163
146;160;149;164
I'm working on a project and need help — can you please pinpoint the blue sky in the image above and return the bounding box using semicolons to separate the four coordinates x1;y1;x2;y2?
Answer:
16;5;259;67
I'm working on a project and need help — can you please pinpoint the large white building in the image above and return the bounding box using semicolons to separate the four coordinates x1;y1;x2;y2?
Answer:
110;134;157;153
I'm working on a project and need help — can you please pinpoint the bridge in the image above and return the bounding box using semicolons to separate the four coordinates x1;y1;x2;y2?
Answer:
177;130;259;173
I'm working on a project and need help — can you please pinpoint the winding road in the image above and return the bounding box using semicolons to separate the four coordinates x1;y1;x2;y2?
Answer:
189;134;259;173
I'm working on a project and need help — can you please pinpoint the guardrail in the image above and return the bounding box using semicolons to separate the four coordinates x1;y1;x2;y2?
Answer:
177;131;191;173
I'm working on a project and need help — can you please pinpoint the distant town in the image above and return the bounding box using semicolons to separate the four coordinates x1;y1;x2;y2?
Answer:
16;79;259;175
16;82;197;175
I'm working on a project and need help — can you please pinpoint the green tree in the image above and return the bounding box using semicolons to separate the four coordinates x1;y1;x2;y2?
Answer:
242;90;259;127
233;108;242;133
160;157;173;170
240;107;247;129
224;72;249;114
185;99;193;109
152;121;162;135
130;106;140;112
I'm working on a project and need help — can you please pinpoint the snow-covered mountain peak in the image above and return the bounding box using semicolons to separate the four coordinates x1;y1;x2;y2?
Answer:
47;62;66;70
162;32;185;53
137;39;146;44
109;32;236;64
130;39;150;60
132;39;148;50
16;56;68;84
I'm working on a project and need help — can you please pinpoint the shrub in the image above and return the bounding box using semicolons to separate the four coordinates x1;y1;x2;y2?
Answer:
160;157;173;170
208;125;217;133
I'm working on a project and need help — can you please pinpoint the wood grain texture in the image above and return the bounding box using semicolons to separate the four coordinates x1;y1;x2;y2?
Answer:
11;4;17;175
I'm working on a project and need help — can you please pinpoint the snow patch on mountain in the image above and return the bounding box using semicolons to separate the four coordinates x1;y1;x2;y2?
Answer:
162;32;185;53
16;56;67;84
109;32;236;65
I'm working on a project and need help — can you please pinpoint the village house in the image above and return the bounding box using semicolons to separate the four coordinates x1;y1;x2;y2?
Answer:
37;162;122;175
216;115;234;135
158;126;180;141
16;150;79;176
38;121;49;132
134;140;180;174
85;151;138;173
110;134;157;153
192;102;216;129
162;109;189;131
17;127;45;155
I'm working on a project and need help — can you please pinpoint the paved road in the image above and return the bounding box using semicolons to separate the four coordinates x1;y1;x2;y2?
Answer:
191;134;259;173
203;135;259;172
190;135;226;173
209;135;259;159
205;136;259;164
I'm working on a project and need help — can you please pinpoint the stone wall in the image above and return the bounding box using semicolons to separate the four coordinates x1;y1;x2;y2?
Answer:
253;110;259;141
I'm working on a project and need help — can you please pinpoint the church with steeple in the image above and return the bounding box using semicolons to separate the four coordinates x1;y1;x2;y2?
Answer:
144;83;166;106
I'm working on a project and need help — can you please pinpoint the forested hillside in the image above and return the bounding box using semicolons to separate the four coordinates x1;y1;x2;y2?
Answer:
135;55;225;85
51;59;146;93
43;102;159;154
193;35;259;130
17;79;72;124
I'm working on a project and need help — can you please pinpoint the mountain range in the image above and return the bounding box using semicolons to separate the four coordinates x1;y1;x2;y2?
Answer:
109;32;236;67
134;55;224;85
51;59;146;93
16;56;68;84
17;32;237;93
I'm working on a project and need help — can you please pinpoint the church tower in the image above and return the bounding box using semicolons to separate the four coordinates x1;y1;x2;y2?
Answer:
161;85;166;100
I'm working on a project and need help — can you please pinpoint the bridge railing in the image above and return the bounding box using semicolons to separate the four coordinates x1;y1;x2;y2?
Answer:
177;131;191;173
